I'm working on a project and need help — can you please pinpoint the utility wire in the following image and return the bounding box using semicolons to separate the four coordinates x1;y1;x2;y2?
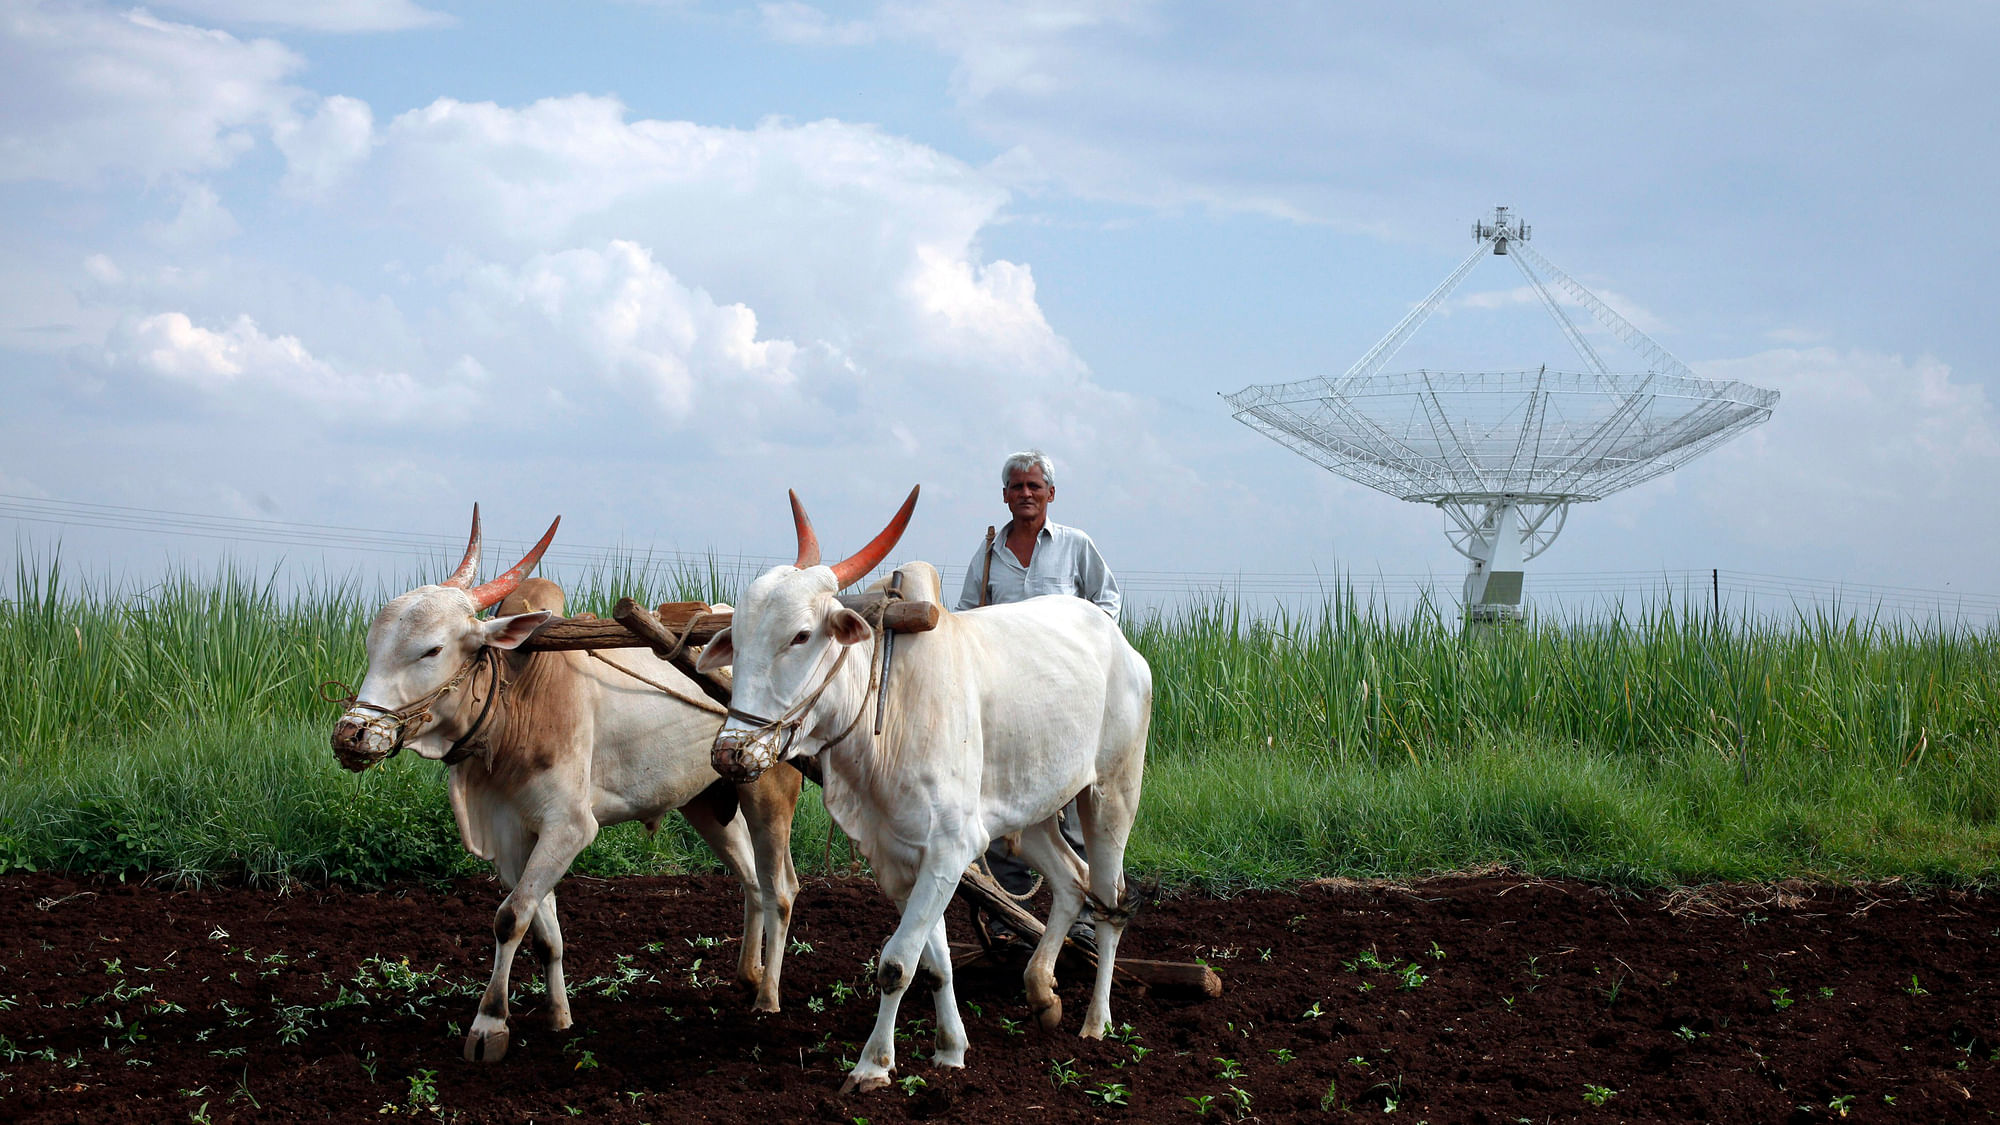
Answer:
6;493;1997;618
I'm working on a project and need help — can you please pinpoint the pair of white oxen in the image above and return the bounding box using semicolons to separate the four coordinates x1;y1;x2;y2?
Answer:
330;488;1153;1094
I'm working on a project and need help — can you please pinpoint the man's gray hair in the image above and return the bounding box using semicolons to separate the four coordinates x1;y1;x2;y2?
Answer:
1001;449;1056;488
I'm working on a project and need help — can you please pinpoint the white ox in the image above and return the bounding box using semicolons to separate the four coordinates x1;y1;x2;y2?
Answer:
330;508;802;1064
700;488;1152;1093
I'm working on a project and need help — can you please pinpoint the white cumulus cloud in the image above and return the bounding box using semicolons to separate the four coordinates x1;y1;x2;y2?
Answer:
1690;348;1998;579
101;310;462;419
0;3;301;183
274;94;374;198
450;240;802;420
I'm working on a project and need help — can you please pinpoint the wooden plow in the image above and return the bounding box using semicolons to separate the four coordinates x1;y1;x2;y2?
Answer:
520;595;1222;1002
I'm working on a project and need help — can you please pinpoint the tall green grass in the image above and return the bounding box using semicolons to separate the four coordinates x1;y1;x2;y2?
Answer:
3;555;1997;888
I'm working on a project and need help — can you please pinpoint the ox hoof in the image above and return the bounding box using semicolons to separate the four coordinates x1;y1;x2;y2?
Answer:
1032;996;1063;1033
463;1026;511;1064
752;995;781;1015
840;1071;892;1095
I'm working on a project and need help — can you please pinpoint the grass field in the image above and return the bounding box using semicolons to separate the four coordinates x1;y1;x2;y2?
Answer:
3;554;1997;888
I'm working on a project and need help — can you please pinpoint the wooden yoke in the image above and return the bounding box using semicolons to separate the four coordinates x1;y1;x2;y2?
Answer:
521;597;941;654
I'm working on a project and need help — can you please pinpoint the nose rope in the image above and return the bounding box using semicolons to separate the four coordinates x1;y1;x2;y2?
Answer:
328;647;503;772
720;620;885;770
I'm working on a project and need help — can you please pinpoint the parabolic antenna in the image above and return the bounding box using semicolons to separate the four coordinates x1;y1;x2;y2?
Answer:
1224;208;1779;619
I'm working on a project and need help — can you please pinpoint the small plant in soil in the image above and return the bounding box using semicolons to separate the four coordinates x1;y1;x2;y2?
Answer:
1213;1056;1244;1080
1225;1085;1252;1117
896;1074;926;1096
1346;948;1394;972
1770;987;1793;1010
1582;1083;1618;1106
1184;1093;1215;1115
1301;1000;1324;1019
1905;974;1928;996
1050;1058;1081;1088
1269;1047;1295;1064
1397;962;1429;990
1086;1081;1130;1106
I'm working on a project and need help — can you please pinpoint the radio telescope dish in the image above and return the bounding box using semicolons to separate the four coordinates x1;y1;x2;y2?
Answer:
1223;208;1778;619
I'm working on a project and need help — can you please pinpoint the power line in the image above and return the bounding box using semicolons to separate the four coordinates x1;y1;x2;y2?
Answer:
5;493;1997;619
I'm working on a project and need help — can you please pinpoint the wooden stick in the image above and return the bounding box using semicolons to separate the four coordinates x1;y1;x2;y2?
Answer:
611;598;732;707
524;602;723;651
954;864;1223;998
524;597;940;653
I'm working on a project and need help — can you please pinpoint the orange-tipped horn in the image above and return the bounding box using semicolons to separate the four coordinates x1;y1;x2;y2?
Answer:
790;490;821;569
469;516;561;610
829;485;920;589
444;503;482;588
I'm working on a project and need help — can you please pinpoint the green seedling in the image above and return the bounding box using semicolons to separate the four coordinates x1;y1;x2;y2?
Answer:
1582;1084;1618;1106
1086;1082;1130;1106
1269;1047;1295;1064
1214;1056;1244;1080
1906;974;1928;996
1301;1001;1325;1019
1049;1058;1081;1088
1185;1094;1215;1115
1769;987;1792;1010
896;1074;926;1096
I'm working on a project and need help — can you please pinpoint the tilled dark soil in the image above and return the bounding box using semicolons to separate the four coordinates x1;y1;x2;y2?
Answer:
1;870;1996;1123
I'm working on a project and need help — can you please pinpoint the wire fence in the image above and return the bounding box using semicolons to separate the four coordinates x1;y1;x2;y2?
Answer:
6;492;1997;626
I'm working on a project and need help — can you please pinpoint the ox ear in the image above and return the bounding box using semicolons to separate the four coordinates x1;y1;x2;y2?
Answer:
828;607;871;647
481;610;553;651
695;627;733;673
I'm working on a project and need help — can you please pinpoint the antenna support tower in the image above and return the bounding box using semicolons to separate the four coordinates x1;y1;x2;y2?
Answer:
1224;207;1778;620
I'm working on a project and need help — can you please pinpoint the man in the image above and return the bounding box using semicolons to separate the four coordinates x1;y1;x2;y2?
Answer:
957;450;1121;951
956;450;1121;618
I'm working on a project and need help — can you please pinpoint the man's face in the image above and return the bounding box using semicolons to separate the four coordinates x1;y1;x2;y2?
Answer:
1004;465;1054;524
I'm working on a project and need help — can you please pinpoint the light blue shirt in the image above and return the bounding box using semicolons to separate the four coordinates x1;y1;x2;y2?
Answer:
956;520;1121;621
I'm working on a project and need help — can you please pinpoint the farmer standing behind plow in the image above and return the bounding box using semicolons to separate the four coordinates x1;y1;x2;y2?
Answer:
956;449;1122;952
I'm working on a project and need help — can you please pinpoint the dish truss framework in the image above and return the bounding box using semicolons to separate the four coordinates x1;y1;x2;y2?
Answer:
1223;208;1779;618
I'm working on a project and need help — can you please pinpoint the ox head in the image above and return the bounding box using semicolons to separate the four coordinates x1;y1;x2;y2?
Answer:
329;505;561;771
700;486;919;782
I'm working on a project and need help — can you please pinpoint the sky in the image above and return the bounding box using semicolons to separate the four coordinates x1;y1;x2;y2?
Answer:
2;0;1996;614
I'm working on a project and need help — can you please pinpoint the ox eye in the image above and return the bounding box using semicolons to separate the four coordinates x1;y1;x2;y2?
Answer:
421;645;443;660
789;630;811;646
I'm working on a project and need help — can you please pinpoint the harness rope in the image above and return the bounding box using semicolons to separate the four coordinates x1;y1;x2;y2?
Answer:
585;649;729;716
722;596;892;769
328;618;731;772
323;645;503;770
